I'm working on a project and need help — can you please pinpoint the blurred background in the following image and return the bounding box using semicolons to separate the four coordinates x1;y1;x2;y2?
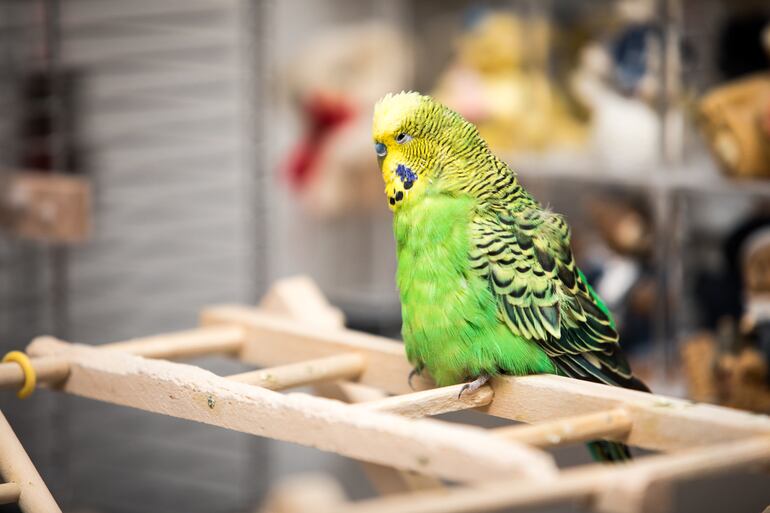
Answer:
0;0;769;511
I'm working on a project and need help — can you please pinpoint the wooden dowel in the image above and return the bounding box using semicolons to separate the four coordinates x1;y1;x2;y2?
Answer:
493;408;633;448
0;356;70;390
226;353;366;390
1;326;248;392
0;483;20;505
0;411;61;513
28;337;557;483
315;382;445;494
202;305;770;452
98;325;246;359
357;384;494;418
334;473;598;513
595;435;770;513
332;435;770;513
258;474;347;513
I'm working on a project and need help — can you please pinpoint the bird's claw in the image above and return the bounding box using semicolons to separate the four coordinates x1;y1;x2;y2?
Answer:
408;367;423;391
458;374;491;399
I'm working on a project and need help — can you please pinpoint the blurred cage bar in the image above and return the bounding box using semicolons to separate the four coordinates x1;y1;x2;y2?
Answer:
1;0;266;511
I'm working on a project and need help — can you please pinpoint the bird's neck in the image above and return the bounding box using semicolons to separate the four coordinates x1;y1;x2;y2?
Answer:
436;148;536;209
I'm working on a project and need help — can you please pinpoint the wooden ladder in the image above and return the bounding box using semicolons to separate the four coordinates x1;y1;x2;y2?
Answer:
2;276;769;513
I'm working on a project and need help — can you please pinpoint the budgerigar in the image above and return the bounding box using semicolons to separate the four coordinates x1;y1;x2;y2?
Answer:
372;91;649;462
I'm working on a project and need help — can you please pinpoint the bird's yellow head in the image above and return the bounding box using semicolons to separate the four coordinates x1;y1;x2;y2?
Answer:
372;91;484;211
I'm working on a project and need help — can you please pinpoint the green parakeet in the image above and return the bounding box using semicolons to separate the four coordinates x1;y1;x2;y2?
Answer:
372;91;649;462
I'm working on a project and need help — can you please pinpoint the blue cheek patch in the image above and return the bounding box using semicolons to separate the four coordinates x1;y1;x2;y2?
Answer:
396;164;417;186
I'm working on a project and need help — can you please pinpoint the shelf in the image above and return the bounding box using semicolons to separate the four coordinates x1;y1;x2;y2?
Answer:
508;153;770;199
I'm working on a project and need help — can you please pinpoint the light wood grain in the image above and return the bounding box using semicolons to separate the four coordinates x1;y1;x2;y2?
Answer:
329;435;770;513
259;275;345;329
226;353;365;390
9;326;247;391
259;277;444;495
494;408;632;448
258;474;347;513
202;304;770;452
357;384;494;418
0;356;70;391
28;337;557;483
97;325;246;359
0;483;20;506
0;411;61;512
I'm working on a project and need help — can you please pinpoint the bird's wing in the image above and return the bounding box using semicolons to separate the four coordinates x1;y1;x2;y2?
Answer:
470;207;641;389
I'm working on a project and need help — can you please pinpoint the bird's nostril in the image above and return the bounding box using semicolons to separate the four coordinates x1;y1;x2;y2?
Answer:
375;142;387;157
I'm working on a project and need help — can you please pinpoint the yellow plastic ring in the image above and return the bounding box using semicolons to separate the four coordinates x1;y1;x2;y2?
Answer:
2;351;36;399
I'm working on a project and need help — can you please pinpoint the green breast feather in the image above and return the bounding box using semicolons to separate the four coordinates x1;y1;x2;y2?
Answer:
394;191;556;387
395;186;643;392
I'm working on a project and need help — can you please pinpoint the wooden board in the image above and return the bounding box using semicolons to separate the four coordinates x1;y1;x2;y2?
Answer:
202;305;770;452
27;337;557;483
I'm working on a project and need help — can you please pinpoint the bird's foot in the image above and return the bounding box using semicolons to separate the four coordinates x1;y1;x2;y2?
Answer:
458;374;491;399
408;367;423;391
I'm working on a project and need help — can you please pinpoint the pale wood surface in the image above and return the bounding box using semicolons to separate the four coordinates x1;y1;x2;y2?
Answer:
329;435;770;513
0;411;61;513
0;356;70;391
315;382;445;495
258;277;444;495
494;408;633;448
3;326;246;391
202;304;770;452
227;353;365;390
0;483;20;506
259;275;345;329
357;384;494;418
484;374;770;452
96;325;246;359
258;474;347;513
28;337;557;483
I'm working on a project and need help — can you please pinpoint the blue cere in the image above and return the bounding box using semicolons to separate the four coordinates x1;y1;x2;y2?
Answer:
375;142;387;157
396;164;417;184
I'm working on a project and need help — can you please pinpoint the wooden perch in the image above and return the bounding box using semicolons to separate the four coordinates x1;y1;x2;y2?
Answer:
202;305;770;452
27;337;557;483
2;326;249;393
328;435;770;513
227;353;365;390
357;384;494;418
4;275;769;513
257;276;444;495
0;411;61;512
493;408;633;448
0;483;20;506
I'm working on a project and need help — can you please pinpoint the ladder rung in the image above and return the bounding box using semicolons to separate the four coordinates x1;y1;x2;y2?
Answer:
493;408;632;448
226;353;366;390
99;325;247;359
0;483;20;506
356;384;494;418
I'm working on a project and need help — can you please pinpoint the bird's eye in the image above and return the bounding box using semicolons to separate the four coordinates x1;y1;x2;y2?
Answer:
395;133;412;144
375;142;387;157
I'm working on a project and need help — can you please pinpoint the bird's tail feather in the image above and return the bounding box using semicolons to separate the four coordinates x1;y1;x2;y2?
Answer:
587;440;632;462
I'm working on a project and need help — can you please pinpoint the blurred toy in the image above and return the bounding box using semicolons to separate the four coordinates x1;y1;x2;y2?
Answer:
683;223;770;413
571;42;660;171
581;196;655;355
283;23;412;218
432;11;587;153
0;171;91;243
681;331;770;414
699;74;770;179
699;20;770;179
